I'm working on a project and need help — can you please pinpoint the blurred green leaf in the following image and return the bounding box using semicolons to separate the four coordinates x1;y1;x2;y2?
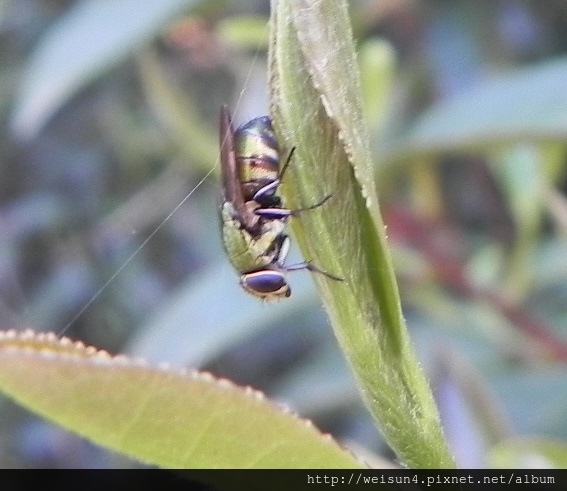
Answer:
136;49;217;172
385;56;567;160
0;330;363;469
359;38;396;136
492;146;544;299
217;15;269;50
11;0;198;139
489;437;567;468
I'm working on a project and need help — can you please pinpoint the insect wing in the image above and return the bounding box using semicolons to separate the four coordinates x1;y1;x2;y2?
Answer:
219;106;257;231
219;106;240;207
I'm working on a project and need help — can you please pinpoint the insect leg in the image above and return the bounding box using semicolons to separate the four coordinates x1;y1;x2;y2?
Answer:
251;147;296;202
282;259;343;282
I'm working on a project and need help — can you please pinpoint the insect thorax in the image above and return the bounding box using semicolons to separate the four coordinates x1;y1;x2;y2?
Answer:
220;201;287;274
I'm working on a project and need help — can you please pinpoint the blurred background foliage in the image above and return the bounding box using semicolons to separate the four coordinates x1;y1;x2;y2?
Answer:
1;0;567;468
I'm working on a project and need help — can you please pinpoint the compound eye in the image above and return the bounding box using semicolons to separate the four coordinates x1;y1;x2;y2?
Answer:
240;271;291;299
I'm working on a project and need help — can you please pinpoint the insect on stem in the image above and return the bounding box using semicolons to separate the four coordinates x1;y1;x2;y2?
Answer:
219;107;342;300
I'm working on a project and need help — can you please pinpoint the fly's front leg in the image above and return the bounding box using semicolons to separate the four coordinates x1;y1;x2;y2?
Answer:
284;260;343;282
251;147;296;203
254;194;332;220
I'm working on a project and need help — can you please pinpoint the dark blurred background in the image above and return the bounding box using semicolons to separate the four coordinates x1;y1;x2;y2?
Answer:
1;0;567;468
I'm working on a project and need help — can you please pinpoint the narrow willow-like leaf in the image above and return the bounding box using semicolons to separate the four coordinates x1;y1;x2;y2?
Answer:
269;0;454;468
0;330;363;469
385;56;567;160
136;49;217;171
11;0;197;139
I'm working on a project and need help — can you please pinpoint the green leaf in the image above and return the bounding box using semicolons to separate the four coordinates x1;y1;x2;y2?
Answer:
488;438;567;469
269;0;454;468
0;330;363;469
359;38;396;136
11;0;197;139
136;49;218;172
217;15;269;50
386;56;567;160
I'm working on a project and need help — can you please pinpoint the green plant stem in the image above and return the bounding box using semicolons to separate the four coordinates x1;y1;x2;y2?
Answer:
269;0;455;468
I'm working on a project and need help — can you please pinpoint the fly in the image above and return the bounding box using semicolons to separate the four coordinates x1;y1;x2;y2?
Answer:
219;106;341;299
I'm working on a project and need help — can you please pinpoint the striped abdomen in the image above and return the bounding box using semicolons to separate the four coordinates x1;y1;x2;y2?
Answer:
234;116;280;202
